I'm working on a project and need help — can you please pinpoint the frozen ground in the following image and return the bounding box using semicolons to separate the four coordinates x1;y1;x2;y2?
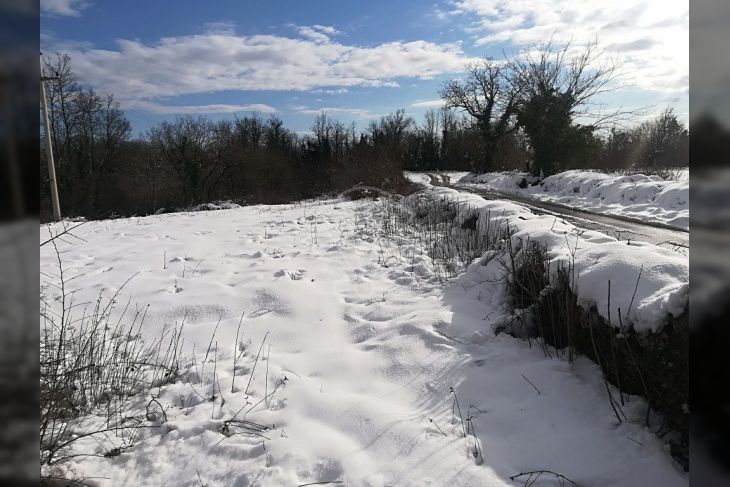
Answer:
40;197;687;486
457;170;689;230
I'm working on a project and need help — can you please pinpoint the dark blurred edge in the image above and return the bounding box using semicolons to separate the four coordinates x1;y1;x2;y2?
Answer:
1;0;728;485
0;0;41;484
690;1;730;486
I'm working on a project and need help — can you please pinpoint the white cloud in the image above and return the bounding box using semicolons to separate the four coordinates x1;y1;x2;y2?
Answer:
310;88;350;95
131;101;276;115
292;105;375;119
203;21;236;35
410;99;445;109
449;0;688;94
297;27;331;43
312;25;339;35
52;30;470;110
290;24;341;44
40;0;89;17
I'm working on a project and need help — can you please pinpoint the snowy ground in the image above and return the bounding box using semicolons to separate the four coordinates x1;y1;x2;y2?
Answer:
40;196;687;486
456;170;689;230
416;186;688;333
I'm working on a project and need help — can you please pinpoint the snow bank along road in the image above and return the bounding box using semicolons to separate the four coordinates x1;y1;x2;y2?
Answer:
423;172;689;249
40;198;687;486
457;170;689;231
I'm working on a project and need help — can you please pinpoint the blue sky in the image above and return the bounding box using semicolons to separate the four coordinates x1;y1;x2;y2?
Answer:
41;0;689;136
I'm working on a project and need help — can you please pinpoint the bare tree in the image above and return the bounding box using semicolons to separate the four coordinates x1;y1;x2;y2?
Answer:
510;40;624;175
331;119;348;161
74;89;131;210
638;108;689;168
311;111;330;145
440;59;520;172
511;40;620;123
41;54;132;215
422;109;440;142
43;54;81;171
418;109;441;170
147;116;229;204
377;109;414;146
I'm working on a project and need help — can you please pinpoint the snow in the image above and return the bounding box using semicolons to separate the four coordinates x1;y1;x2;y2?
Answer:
459;170;689;230
675;168;690;182
40;198;687;486
405;171;471;187
189;200;243;212
440;171;472;183
421;186;688;333
404;171;432;185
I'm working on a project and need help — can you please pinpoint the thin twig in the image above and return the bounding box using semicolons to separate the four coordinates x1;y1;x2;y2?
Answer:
265;344;272;407
520;373;541;395
297;482;344;486
40;221;89;247
449;386;466;437
231;311;245;393
510;470;577;485
626;436;644;447
245;331;270;395
625;265;643;322
428;418;447;436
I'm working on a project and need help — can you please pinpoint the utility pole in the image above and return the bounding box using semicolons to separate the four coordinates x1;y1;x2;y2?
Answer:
40;53;61;221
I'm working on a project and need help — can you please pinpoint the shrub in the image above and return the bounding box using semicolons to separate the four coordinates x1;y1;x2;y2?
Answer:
504;240;689;469
40;260;184;474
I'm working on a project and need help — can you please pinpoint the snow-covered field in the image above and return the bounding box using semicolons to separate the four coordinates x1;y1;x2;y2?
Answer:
457;170;689;230
40;195;687;486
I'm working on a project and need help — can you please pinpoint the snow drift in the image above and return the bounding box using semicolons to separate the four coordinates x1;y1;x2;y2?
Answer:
417;185;688;333
459;170;689;230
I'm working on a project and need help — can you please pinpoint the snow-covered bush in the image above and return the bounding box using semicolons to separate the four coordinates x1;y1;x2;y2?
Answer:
500;238;688;468
188;200;242;212
374;193;513;281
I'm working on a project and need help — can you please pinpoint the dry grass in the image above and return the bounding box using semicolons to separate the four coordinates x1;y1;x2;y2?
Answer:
40;243;184;473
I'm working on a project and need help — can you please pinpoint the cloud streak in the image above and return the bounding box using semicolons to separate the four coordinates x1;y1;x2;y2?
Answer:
295;24;340;43
41;0;89;17
291;105;375;118
409;99;445;109
131;101;276;115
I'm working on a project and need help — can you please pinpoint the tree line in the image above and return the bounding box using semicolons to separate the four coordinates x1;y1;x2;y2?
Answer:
437;40;688;175
40;43;688;221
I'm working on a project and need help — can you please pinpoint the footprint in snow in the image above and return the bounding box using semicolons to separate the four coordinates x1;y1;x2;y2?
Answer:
273;269;306;280
250;289;293;317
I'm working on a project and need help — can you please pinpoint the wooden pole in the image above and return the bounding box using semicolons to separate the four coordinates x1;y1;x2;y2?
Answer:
40;54;61;221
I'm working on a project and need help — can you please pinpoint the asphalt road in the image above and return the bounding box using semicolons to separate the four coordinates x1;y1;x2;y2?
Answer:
427;173;689;250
